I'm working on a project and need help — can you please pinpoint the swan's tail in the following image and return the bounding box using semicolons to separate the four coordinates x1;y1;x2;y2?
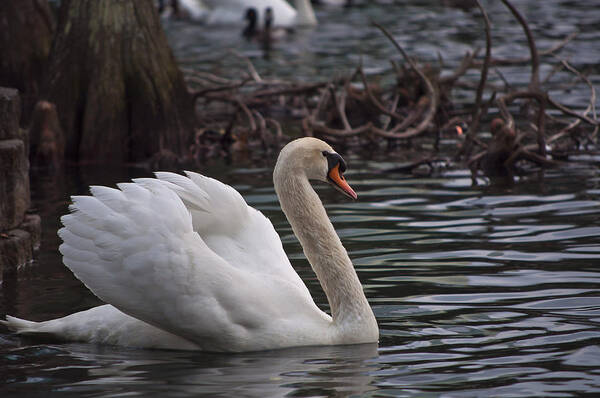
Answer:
1;315;43;336
2;308;202;349
2;315;65;341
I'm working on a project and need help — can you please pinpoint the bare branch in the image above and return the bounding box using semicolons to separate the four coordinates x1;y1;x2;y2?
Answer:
500;0;540;89
310;120;372;137
372;21;439;140
228;49;263;82
463;0;492;158
439;49;480;86
235;99;256;132
356;66;404;121
548;97;599;126
469;32;577;68
265;118;283;140
192;77;252;99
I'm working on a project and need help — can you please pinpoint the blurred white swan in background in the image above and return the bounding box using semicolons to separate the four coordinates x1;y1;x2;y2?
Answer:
2;138;378;352
178;0;317;27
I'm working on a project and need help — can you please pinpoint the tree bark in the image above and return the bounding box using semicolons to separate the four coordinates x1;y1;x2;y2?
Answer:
45;0;195;163
0;0;54;123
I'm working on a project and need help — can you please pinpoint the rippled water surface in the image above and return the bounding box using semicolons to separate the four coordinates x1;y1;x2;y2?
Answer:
2;1;600;397
2;158;599;397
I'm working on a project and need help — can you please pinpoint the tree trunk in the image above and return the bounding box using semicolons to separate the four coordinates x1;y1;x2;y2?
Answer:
45;0;195;163
0;0;54;123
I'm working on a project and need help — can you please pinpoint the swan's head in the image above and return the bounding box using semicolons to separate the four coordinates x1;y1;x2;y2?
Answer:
244;7;257;23
275;137;357;200
265;7;274;28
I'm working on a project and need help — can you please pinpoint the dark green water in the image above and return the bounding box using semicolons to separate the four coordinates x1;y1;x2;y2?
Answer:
2;1;600;396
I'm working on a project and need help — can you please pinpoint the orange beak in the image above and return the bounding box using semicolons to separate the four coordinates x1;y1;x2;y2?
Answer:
327;163;357;200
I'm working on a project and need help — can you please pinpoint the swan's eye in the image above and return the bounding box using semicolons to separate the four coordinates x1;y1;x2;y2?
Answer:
338;157;347;173
324;152;347;174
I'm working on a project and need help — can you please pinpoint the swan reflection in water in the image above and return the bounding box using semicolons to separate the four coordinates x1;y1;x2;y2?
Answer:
50;342;379;396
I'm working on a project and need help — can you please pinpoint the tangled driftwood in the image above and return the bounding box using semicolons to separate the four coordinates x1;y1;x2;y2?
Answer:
457;0;598;182
183;0;598;182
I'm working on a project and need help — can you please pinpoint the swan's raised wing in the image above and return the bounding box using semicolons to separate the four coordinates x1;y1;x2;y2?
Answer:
58;174;316;351
154;171;306;289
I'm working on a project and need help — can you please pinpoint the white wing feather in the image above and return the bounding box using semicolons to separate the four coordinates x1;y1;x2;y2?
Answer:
155;171;308;286
58;172;321;351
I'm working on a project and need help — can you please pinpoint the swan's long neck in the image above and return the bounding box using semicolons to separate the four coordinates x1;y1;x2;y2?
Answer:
274;166;375;331
294;0;317;26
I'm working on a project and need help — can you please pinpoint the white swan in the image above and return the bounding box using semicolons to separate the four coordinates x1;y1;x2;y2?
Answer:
173;0;208;20
181;0;317;27
2;138;378;352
